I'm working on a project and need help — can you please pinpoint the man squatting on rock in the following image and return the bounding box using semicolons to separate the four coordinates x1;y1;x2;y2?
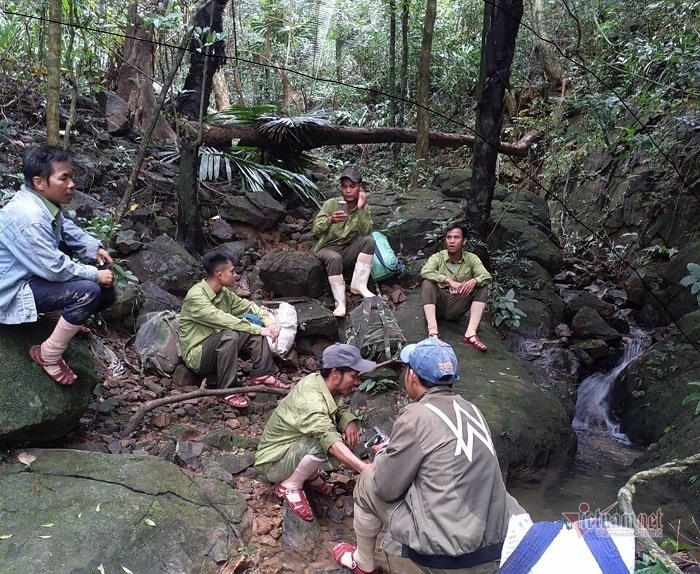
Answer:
333;337;524;574
313;166;375;317
421;222;492;351
0;146;116;385
178;250;291;410
254;344;376;521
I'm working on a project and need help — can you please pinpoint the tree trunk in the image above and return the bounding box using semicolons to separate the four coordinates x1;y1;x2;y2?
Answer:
212;68;231;110
410;0;437;186
45;0;62;146
175;0;229;120
197;121;537;155
176;139;206;255
388;0;397;129
399;0;409;127
116;3;175;142
469;0;524;244
528;0;566;95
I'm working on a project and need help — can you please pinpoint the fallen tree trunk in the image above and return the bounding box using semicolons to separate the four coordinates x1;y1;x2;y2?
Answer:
195;122;539;157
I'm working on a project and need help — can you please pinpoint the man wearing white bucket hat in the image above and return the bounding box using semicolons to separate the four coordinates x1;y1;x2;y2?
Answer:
332;337;523;574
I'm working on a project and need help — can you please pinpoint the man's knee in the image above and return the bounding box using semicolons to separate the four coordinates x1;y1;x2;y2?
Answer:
356;235;375;255
420;280;439;305
319;250;343;275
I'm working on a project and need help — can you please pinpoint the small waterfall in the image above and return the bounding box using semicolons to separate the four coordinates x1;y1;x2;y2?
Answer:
572;341;645;441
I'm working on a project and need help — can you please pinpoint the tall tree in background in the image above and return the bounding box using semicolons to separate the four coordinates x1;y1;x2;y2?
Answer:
116;3;176;142
176;0;229;120
411;0;436;186
469;0;523;243
45;0;62;146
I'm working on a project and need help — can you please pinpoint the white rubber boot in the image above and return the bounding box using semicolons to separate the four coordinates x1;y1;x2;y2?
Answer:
350;253;375;298
329;275;347;317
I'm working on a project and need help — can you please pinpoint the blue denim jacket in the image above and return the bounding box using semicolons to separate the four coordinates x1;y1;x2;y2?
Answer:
0;186;100;324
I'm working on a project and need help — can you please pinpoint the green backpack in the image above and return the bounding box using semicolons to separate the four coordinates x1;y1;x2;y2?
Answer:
133;310;182;375
371;231;403;282
343;297;406;362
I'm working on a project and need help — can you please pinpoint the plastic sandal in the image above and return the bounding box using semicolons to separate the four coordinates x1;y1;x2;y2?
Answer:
332;542;378;574
304;475;333;497
274;484;314;521
29;345;76;386
251;375;292;390
462;334;488;352
218;394;249;409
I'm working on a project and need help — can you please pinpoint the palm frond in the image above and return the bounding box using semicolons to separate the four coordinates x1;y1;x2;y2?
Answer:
256;110;331;148
205;104;280;125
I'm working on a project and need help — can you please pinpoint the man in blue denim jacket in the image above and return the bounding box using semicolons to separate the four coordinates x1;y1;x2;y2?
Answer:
0;146;116;385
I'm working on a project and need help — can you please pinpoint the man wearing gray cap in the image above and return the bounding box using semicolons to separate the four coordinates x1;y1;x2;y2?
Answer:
312;166;375;317
255;343;376;521
333;338;523;574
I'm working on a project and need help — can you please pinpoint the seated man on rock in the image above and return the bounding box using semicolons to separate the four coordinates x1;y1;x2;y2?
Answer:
312;166;375;317
179;250;290;409
421;223;492;351
254;343;375;521
332;337;524;574
0;145;116;385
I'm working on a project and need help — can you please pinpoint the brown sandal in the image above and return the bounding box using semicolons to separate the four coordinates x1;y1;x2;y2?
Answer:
462;334;488;352
29;345;76;386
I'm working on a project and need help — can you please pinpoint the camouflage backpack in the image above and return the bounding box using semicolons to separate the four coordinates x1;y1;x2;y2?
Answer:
343;297;406;362
133;310;182;375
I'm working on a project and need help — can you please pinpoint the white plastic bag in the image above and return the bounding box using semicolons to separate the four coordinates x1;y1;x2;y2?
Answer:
266;302;297;357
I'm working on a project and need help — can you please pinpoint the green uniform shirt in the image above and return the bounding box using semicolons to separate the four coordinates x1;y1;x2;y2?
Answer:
312;197;372;251
254;372;359;471
421;250;492;289
178;279;273;371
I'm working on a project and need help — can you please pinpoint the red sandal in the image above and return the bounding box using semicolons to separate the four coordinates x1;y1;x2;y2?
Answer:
218;394;249;409
462;334;488;352
332;542;377;574
304;475;333;497
274;483;314;521
251;374;292;390
29;345;76;386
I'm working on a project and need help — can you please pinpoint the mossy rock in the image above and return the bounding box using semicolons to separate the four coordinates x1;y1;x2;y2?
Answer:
0;322;100;446
0;449;248;573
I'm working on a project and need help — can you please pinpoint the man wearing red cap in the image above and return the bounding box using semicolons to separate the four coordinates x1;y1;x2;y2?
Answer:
313;166;375;317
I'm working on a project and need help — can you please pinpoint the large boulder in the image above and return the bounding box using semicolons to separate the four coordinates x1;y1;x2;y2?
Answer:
0;449;248;573
570;307;622;344
220;191;286;230
126;234;201;296
0;322;100;446
257;251;326;298
489;188;563;275
380;187;464;254
393;294;576;474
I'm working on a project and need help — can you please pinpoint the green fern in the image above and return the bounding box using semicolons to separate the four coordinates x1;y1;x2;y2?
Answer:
681;381;700;416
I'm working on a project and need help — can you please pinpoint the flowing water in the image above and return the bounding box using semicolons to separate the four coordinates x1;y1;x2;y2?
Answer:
510;340;699;545
571;341;645;442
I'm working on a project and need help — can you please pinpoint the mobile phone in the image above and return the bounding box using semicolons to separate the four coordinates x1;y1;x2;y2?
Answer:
338;200;348;214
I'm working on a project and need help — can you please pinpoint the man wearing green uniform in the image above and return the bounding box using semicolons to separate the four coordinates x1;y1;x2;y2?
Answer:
313;166;375;317
255;343;375;521
420;223;492;351
179;250;290;410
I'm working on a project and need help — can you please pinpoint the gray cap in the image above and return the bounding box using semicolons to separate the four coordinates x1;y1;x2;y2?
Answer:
340;166;362;183
322;343;376;373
